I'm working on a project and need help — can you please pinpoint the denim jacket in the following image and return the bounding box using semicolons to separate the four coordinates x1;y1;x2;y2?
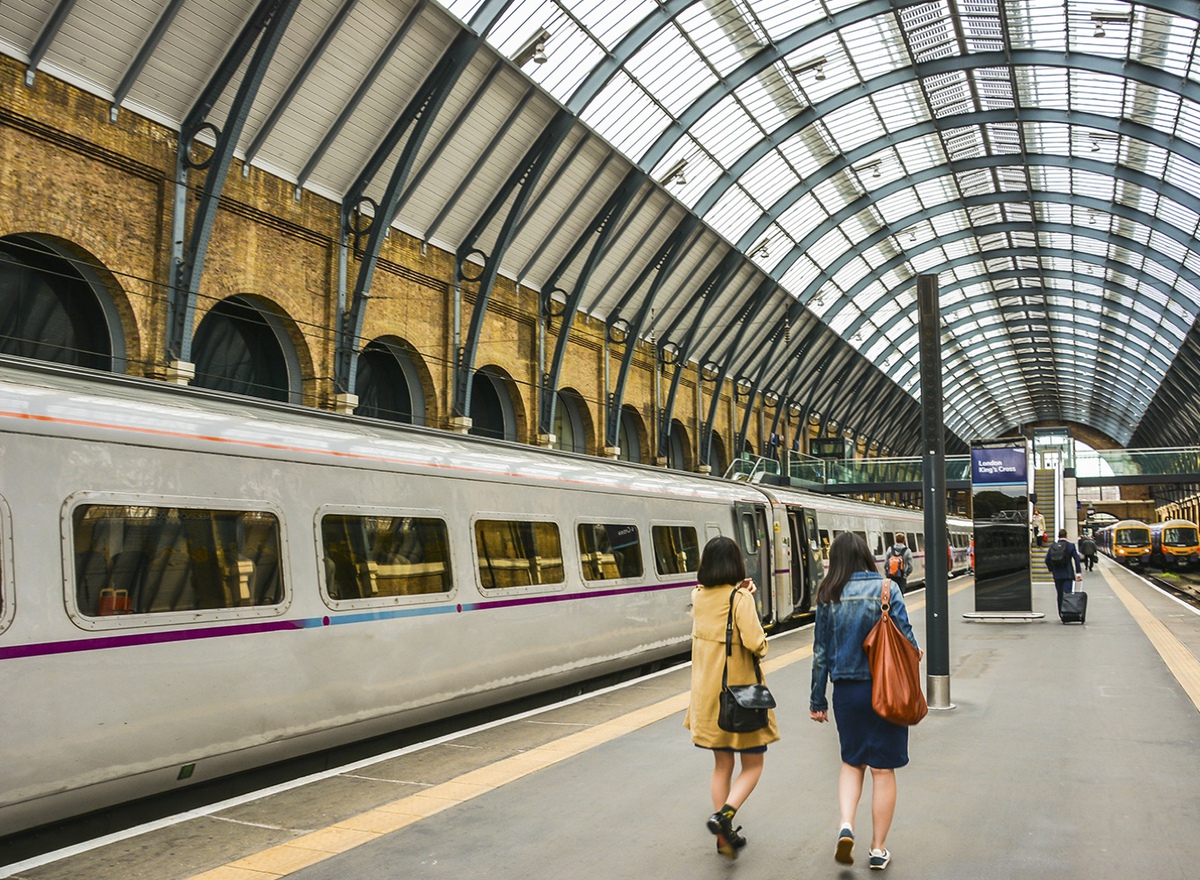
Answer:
810;571;920;712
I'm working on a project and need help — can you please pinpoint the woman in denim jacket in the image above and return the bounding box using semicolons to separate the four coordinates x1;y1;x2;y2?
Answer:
809;532;921;871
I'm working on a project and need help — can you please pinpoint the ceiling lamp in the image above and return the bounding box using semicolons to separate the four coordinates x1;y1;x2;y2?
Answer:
660;157;688;186
790;55;829;82
513;28;552;67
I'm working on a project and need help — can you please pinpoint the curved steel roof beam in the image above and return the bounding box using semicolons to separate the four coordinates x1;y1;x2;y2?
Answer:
850;251;1195;359
640;45;1200;174
727;113;1200;252
773;188;1200;310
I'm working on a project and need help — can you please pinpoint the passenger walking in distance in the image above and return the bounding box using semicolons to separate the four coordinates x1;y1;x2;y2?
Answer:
1032;509;1046;547
684;536;778;860
1078;533;1097;571
883;532;913;591
810;532;921;871
1045;528;1083;614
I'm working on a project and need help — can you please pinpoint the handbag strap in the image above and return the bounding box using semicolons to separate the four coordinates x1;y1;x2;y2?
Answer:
722;587;763;690
880;577;892;616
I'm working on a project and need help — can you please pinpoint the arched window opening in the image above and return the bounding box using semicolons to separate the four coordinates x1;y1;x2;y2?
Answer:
618;406;643;463
553;389;589;454
709;433;728;476
667;419;690;471
192;295;299;403
0;235;120;371
355;339;426;425
470;366;517;442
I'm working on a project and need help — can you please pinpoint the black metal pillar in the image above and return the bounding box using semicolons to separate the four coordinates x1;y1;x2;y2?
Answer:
917;273;952;710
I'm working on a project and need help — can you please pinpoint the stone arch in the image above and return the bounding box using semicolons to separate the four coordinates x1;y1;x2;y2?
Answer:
355;336;436;426
0;233;136;372
471;364;526;442
617;405;647;464
553;387;594;454
191;294;312;404
666;418;693;471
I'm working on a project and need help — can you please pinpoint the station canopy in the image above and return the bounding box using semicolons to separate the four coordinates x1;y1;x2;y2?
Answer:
7;0;1200;453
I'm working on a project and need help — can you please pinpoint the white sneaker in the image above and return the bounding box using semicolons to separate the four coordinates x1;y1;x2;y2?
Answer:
869;848;891;870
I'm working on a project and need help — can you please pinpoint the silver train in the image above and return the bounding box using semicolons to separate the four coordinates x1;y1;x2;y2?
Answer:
0;358;971;836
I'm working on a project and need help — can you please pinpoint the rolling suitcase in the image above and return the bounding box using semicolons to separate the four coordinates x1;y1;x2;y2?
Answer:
1060;587;1087;624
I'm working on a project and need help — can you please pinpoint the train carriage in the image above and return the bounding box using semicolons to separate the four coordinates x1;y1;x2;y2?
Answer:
1149;519;1200;570
1097;519;1153;567
0;357;969;835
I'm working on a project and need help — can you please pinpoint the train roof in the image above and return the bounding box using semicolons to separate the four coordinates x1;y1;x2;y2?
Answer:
0;357;762;504
1110;519;1152;529
1151;519;1197;530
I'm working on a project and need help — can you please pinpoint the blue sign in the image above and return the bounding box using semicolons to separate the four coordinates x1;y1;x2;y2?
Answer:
971;445;1027;485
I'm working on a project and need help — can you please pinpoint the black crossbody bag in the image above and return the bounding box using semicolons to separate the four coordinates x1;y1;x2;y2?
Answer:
717;588;777;733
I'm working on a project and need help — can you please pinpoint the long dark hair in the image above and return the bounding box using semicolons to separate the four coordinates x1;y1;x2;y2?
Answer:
816;531;878;604
697;535;746;588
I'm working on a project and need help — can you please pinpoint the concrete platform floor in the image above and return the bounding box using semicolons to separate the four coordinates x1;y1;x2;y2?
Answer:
5;558;1199;879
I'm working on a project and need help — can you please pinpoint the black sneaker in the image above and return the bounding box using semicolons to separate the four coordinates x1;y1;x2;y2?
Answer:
869;848;891;870
836;826;854;864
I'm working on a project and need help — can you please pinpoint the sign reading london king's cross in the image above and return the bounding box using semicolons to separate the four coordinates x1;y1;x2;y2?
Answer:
970;439;1033;613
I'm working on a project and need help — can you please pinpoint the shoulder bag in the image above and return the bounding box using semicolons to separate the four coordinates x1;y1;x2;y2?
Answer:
861;578;928;726
717;588;777;733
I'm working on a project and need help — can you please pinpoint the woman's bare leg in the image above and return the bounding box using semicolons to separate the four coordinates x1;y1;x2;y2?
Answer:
869;767;897;851
711;750;735;810
838;762;866;828
727;752;764;809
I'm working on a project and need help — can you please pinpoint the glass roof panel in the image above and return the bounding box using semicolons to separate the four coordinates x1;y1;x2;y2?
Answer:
441;1;1200;444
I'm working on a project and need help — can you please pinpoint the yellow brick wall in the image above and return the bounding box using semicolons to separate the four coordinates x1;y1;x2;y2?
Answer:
0;56;764;468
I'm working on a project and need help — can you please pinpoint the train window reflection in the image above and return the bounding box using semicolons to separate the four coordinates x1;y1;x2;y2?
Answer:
578;523;643;581
321;514;451;599
652;525;699;575
476;520;564;589
72;505;282;615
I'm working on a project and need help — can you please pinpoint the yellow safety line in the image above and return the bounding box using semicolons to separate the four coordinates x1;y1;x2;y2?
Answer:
1104;570;1200;713
186;583;968;879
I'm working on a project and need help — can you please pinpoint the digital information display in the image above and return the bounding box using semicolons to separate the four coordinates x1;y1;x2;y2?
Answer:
971;439;1034;614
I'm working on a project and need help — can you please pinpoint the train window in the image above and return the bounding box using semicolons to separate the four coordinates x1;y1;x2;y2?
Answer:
321;514;451;600
475;520;564;589
578;523;643;581
652;525;700;575
883;531;895;549
914;533;924;551
72;504;283;616
818;529;831;561
874;534;884;556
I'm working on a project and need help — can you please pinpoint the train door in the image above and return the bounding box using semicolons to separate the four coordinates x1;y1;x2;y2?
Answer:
734;502;772;625
787;507;823;614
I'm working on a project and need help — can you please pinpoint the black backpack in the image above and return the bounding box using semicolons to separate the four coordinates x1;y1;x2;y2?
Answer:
1047;540;1068;569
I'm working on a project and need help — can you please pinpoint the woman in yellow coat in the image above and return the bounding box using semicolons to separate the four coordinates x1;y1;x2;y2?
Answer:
684;535;779;859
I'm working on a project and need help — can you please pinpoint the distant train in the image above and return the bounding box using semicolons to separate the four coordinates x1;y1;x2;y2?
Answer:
1149;519;1200;570
1096;519;1153;567
0;357;970;835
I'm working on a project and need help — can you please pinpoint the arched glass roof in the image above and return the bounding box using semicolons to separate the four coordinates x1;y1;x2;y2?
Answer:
7;0;1200;451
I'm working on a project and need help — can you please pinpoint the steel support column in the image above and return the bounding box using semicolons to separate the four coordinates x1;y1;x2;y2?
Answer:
604;217;700;450
166;0;300;364
538;169;644;438
453;109;575;421
334;31;477;397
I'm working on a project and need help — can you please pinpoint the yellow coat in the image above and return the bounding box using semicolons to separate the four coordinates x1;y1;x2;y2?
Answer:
684;585;780;749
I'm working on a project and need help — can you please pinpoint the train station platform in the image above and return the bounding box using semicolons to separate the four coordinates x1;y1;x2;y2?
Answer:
4;558;1199;880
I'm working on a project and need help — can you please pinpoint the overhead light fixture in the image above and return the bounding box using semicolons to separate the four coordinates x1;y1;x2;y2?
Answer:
856;159;883;179
659;157;688;186
1090;12;1131;38
750;237;772;259
1088;132;1119;153
513;28;552;67
789;55;828;82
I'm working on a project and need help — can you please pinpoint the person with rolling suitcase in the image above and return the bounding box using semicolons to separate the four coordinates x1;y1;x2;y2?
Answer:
1045;529;1085;623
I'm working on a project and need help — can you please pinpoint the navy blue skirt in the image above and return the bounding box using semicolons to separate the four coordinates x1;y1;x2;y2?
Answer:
832;679;909;769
